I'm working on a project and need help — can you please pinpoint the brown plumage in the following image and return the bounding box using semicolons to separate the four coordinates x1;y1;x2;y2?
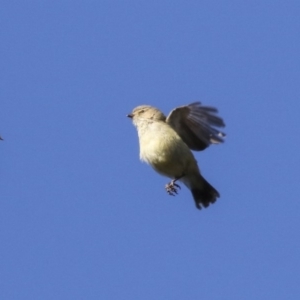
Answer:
128;102;225;210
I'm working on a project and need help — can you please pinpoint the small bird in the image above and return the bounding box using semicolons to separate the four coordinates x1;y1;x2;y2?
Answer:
127;102;225;209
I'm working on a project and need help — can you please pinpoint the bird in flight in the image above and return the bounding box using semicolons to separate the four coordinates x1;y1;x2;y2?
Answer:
127;102;225;210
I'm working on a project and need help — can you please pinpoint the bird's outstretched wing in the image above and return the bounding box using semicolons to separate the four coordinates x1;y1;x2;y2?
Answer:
166;102;225;151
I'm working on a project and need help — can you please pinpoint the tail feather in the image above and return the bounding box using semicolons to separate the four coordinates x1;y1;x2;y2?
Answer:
191;176;220;209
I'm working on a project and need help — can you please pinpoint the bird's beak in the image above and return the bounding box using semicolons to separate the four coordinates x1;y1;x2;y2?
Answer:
127;114;133;118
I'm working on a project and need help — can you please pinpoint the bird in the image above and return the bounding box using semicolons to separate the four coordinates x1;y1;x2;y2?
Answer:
127;102;225;209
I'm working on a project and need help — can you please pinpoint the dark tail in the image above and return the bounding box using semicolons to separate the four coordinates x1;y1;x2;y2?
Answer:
191;176;220;210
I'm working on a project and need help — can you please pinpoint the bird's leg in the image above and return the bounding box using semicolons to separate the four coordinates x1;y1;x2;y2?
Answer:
165;174;184;196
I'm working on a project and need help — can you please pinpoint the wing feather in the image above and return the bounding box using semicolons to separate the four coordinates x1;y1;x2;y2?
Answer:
166;102;226;151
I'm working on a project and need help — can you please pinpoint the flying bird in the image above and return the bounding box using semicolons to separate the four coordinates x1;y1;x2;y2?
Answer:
127;102;225;209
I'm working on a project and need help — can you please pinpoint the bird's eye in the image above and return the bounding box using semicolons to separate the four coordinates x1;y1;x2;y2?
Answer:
139;110;145;114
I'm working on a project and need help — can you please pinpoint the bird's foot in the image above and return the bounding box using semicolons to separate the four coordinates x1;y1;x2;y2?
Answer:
165;180;181;196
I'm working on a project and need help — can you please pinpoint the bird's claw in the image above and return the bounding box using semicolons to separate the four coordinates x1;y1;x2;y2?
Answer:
165;180;181;196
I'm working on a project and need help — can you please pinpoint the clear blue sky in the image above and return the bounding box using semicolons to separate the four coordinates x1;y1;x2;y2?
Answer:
1;1;300;299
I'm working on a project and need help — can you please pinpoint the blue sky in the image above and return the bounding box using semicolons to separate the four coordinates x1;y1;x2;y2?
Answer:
1;1;300;299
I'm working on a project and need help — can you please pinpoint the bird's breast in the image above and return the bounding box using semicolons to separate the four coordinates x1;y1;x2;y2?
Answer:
138;123;195;177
